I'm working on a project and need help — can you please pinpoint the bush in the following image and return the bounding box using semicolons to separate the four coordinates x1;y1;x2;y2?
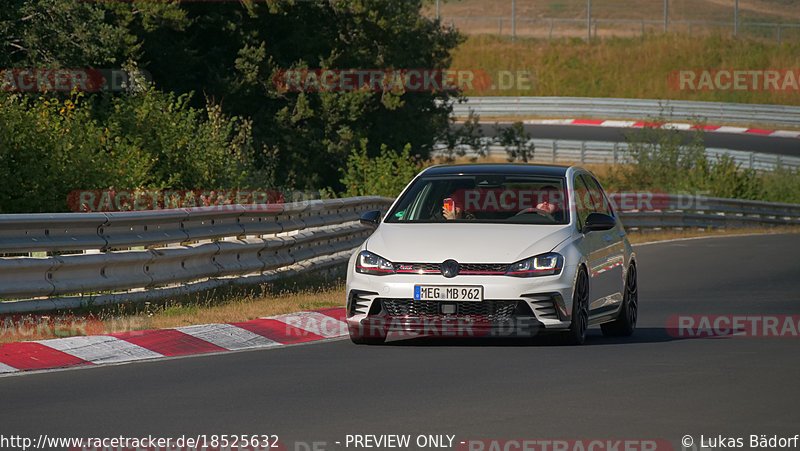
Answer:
759;166;800;205
611;121;707;191
0;89;261;213
339;140;421;198
603;120;797;205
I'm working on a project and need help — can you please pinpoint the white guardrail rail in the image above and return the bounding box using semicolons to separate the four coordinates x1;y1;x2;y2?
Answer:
451;97;800;128
434;140;800;171
0;194;798;313
0;197;393;313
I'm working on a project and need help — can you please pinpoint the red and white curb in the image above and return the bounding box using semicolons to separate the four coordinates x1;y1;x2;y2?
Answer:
524;118;800;139
0;307;348;375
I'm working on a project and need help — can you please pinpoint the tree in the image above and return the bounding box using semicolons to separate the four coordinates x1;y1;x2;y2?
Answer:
496;121;535;162
132;0;462;190
0;0;186;69
0;0;464;211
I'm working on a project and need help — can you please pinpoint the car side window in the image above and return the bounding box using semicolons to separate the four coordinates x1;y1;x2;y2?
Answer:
573;174;592;231
580;174;613;217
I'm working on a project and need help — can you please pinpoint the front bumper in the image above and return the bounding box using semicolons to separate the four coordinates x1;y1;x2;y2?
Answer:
346;265;579;339
347;314;546;338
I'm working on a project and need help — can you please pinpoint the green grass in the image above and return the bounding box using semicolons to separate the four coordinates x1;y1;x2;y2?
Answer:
451;33;800;105
427;0;800;23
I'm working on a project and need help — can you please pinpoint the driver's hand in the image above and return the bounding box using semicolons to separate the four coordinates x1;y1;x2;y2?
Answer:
443;206;461;220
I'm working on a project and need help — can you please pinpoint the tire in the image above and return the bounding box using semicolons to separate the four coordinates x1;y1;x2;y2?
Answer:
561;267;589;345
350;335;386;345
349;324;387;345
601;263;638;337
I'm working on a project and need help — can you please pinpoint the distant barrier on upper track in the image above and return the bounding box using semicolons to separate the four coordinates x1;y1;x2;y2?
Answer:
451;97;800;128
433;139;800;172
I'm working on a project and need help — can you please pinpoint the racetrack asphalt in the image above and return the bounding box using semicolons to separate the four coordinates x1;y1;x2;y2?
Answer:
2;234;799;450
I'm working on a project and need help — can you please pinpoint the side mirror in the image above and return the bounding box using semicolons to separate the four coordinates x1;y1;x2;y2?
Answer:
583;212;616;233
360;210;382;228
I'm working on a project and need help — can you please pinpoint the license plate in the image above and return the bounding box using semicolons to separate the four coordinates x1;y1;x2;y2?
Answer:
414;285;483;302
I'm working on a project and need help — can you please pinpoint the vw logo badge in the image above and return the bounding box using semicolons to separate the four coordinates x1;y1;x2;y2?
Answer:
441;259;460;278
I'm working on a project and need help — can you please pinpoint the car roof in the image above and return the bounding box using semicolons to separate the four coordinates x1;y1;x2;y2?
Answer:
420;164;571;177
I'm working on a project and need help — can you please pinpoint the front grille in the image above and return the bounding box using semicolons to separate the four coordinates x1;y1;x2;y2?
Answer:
381;299;518;320
394;263;509;275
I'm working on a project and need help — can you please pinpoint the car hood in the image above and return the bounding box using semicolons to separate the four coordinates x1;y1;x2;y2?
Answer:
364;223;574;264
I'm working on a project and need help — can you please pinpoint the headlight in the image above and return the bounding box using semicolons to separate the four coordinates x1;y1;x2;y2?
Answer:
506;252;564;277
355;251;395;275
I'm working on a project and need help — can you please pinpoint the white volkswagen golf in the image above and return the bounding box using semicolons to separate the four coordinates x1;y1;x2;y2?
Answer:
346;164;637;345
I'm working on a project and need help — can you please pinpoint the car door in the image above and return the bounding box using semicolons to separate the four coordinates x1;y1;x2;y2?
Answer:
572;173;605;306
580;174;625;316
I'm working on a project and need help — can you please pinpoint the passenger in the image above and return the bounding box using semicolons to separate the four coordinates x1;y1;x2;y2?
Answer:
442;196;473;220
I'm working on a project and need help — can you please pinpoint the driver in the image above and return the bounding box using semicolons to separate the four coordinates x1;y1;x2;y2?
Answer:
518;185;564;220
536;185;563;215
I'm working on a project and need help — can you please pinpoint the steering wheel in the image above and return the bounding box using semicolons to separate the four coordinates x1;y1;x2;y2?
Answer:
515;208;554;220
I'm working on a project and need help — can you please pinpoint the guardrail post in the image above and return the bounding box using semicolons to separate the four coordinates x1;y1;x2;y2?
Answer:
499;18;503;35
552;140;558;163
749;153;755;170
580;141;587;163
777;24;782;43
613;142;619;164
586;0;592;41
512;0;517;42
549;19;554;39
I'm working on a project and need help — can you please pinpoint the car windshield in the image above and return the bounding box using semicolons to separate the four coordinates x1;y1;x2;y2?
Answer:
386;174;569;224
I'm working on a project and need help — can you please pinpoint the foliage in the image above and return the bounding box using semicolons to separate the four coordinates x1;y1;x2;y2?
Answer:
613;120;707;191
0;0;463;212
601;120;800;205
339;140;421;198
134;0;463;190
0;89;258;213
495;121;534;162
1;0;187;68
437;109;489;162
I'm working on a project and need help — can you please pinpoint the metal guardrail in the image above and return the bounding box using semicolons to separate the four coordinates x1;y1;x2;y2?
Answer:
434;140;800;172
451;97;800;128
0;193;797;313
612;193;800;230
0;197;394;313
